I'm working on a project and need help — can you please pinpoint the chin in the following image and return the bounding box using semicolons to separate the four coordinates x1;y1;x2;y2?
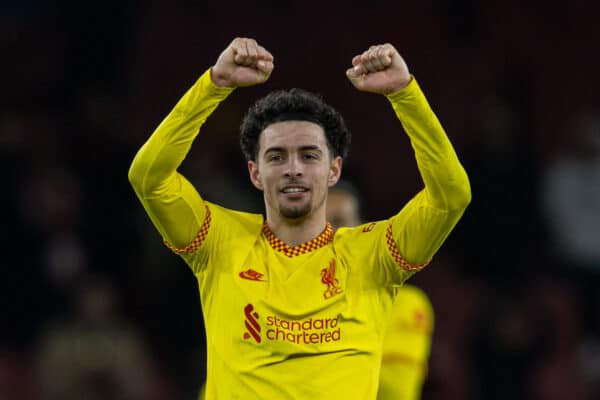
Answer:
280;205;311;220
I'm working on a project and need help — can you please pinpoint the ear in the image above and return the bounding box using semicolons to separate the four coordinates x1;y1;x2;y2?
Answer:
248;160;264;191
327;156;343;187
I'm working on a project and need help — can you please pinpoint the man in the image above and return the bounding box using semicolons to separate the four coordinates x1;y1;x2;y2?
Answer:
327;183;434;400
129;37;470;399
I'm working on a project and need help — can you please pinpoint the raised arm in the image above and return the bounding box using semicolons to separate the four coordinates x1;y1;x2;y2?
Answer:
128;38;274;249
346;44;471;269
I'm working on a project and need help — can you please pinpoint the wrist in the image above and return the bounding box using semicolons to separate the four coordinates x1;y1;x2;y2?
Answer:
385;74;418;101
386;75;412;94
210;67;234;88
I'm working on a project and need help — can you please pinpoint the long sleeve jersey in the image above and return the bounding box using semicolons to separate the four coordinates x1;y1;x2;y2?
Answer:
128;70;470;400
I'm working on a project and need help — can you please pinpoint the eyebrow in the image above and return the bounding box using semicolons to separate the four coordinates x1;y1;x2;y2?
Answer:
263;145;323;155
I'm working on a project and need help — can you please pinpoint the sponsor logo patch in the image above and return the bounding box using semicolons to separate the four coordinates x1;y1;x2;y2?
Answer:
243;304;261;343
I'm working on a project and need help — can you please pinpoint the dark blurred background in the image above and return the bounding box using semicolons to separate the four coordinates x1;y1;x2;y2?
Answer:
2;0;600;399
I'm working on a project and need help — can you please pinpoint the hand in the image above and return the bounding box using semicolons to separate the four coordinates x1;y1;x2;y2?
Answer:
211;37;274;88
346;43;411;95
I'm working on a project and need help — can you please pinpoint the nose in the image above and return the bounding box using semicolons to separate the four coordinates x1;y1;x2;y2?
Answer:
284;155;303;178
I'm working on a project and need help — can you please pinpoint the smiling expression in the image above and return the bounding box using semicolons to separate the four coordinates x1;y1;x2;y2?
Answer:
248;120;342;222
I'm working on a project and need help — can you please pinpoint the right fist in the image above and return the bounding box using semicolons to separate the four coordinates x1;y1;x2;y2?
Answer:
211;38;274;88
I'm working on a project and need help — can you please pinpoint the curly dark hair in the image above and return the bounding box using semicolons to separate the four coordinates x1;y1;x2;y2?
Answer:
240;88;351;162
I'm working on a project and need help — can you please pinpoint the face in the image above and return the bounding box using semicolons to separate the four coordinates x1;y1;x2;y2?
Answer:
248;121;342;222
326;190;361;232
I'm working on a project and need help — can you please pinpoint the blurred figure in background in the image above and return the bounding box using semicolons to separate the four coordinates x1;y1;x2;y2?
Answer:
35;274;171;400
541;109;600;398
327;182;434;400
541;110;600;284
542;110;600;273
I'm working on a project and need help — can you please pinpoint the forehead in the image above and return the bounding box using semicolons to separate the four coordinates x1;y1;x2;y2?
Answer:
259;120;328;153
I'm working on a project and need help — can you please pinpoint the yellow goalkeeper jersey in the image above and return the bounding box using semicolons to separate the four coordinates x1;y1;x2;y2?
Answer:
129;69;470;400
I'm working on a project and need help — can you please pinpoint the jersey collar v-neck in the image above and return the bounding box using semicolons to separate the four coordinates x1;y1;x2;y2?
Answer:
261;222;334;258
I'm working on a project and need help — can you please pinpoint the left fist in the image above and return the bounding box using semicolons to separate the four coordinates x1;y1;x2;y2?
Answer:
346;43;411;95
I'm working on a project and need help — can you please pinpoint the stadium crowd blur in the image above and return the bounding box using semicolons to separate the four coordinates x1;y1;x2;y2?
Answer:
2;1;599;399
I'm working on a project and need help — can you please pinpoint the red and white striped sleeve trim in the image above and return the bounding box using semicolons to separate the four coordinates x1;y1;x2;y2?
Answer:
385;223;430;272
164;205;211;254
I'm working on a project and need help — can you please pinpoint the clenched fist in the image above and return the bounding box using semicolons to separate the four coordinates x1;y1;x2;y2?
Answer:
346;44;411;95
211;37;274;88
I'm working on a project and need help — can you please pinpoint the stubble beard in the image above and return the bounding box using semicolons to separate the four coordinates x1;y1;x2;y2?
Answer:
278;189;326;220
279;202;312;219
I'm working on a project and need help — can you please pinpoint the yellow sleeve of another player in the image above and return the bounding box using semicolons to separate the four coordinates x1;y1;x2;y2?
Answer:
128;69;235;250
385;77;471;271
378;284;434;400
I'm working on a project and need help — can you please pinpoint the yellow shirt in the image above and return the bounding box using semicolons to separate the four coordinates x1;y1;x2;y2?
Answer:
184;203;413;399
378;285;434;400
128;69;470;399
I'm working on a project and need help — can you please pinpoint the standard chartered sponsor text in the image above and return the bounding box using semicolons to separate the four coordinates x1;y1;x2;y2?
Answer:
265;315;341;344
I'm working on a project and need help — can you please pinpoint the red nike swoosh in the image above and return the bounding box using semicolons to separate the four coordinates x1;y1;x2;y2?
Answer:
239;269;266;282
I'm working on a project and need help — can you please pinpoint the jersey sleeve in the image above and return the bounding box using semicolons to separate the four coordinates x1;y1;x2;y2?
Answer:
384;76;471;273
128;69;235;257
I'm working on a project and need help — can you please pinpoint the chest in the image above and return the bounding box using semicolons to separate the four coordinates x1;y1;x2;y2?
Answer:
235;246;349;313
201;242;390;352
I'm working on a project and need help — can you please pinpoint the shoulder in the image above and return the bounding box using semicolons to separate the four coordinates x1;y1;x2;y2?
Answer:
182;202;263;270
331;220;390;266
334;220;387;242
203;202;264;250
332;220;392;254
207;202;263;232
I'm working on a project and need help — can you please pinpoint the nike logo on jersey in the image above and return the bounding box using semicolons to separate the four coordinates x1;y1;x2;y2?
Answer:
239;268;266;282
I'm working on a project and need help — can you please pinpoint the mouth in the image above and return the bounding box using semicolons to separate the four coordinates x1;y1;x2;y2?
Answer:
280;186;309;198
281;186;308;194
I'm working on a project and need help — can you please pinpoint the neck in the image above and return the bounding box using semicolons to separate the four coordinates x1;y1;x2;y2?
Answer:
265;212;327;247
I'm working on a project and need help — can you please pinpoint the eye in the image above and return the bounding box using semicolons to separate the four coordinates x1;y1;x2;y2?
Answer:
303;153;319;160
267;154;283;162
